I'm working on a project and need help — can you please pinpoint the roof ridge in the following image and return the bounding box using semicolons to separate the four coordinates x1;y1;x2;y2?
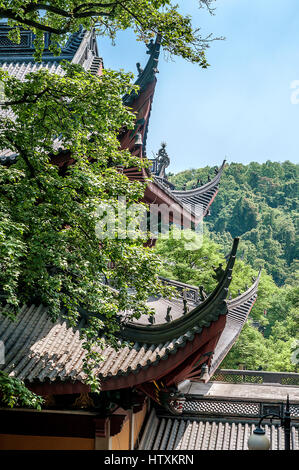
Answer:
227;268;261;308
123;34;161;106
119;238;239;344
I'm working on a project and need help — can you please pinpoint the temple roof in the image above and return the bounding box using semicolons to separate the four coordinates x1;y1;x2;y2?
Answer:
123;35;161;107
0;24;100;67
138;408;299;450
0;28;255;397
0;239;260;392
170;160;226;217
119;35;161;158
120;238;239;344
0;26;225;222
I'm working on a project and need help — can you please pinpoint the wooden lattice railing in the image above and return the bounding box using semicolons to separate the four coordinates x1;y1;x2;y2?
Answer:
211;369;299;386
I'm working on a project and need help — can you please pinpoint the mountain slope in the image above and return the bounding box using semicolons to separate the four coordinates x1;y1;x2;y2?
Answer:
168;160;298;286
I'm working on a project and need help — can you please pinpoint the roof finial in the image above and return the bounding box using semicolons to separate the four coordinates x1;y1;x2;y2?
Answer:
182;290;188;315
212;263;225;282
199;286;207;301
136;62;144;76
166;306;172;322
156;142;170;178
146;38;155;55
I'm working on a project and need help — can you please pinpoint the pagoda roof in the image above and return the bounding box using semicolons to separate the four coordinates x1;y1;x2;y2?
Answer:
0;238;260;395
0;26;225;223
119;238;239;345
119;35;161;158
169;160;226;217
138;407;299;451
123;35;161;107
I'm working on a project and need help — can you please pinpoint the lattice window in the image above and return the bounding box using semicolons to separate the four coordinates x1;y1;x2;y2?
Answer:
289;405;299;418
211;373;263;384
0;34;30;48
281;377;299;386
183;400;260;416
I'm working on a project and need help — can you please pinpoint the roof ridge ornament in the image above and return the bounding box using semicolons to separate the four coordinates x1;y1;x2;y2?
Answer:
146;38;156;55
136;62;144;76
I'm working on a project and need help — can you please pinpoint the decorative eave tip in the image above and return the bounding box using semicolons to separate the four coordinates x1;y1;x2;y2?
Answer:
123;34;161;105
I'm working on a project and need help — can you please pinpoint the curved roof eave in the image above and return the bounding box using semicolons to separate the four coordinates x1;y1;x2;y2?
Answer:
123;34;161;107
119;237;240;344
171;160;226;199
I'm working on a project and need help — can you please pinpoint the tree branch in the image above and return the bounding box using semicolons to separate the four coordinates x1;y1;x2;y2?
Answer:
72;2;120;14
1;87;50;107
0;9;71;34
0;2;118;35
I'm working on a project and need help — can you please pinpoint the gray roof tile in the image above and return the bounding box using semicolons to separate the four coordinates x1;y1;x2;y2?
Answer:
139;409;299;450
0;250;261;384
0;303;204;383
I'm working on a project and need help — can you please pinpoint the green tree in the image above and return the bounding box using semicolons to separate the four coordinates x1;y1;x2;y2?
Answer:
0;61;172;403
169;161;299;286
0;1;223;408
0;0;219;65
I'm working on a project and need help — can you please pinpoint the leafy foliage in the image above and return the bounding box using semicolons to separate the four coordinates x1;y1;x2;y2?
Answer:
169;161;298;286
0;371;44;409
0;0;219;65
167;161;298;371
0;61;171;395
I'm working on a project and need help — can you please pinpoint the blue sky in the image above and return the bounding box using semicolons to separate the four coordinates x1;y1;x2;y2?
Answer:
98;0;299;173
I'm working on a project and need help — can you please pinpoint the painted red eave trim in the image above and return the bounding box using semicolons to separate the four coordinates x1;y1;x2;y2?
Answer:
120;79;157;156
27;315;227;396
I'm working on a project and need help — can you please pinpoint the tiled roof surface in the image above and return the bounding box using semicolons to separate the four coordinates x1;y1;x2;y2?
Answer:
0;303;207;383
0;277;258;384
0;239;260;385
138;409;299;450
170;160;226;216
0;26;101;161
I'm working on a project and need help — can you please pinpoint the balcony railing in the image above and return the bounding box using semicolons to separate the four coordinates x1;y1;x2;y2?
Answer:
210;369;299;386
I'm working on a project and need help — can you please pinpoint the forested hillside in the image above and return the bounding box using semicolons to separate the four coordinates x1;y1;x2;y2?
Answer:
155;161;298;371
168;161;298;286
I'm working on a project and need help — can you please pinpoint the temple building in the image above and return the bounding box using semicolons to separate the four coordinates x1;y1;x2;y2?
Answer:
0;25;298;451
